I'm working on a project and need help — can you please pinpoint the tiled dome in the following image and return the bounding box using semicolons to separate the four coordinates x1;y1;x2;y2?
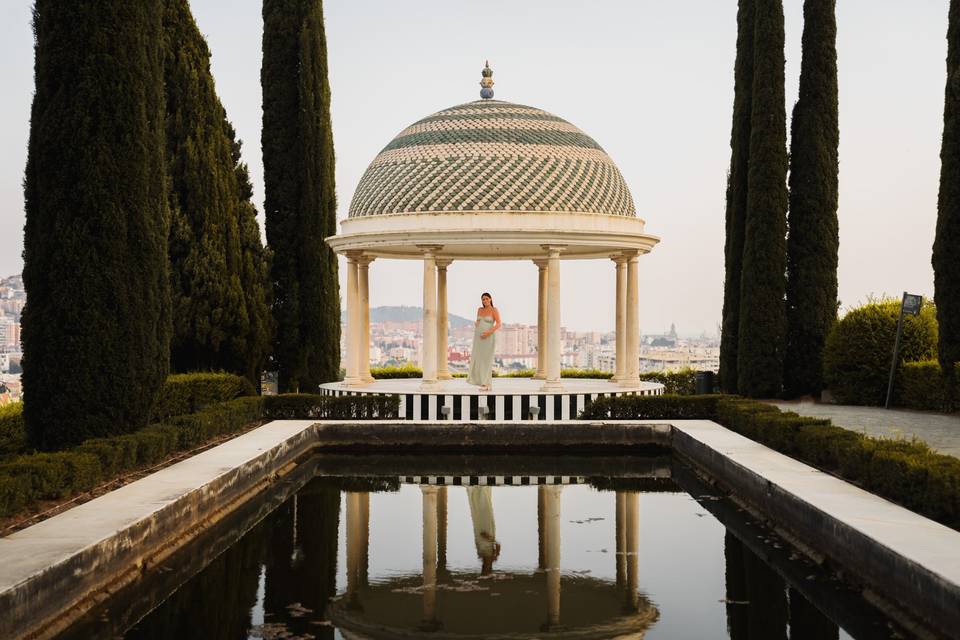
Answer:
348;99;636;218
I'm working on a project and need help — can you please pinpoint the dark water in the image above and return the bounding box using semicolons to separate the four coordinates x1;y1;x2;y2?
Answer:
62;454;915;639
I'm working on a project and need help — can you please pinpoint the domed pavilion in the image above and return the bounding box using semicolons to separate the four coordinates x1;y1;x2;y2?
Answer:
323;63;661;419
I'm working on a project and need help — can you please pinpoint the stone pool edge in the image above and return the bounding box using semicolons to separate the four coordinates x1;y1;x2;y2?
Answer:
0;418;958;639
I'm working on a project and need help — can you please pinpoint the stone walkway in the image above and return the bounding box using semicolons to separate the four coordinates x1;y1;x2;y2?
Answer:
769;400;960;458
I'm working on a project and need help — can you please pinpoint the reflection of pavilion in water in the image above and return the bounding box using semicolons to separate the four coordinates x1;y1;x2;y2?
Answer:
330;481;659;639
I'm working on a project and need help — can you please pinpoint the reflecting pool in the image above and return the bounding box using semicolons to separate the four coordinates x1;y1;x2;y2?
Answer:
60;455;915;639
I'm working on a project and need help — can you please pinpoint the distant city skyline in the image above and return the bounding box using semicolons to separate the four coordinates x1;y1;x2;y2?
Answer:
0;1;951;332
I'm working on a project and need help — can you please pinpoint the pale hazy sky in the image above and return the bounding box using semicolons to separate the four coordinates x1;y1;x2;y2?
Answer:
0;1;951;334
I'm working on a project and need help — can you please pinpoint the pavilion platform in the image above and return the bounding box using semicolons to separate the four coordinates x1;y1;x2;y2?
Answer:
318;377;664;421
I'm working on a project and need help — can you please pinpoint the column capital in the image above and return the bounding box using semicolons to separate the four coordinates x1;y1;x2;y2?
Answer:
533;258;549;269
540;244;567;257
435;258;453;269
620;249;641;261
610;253;629;265
357;255;375;267
420;485;440;496
416;244;444;257
345;249;365;263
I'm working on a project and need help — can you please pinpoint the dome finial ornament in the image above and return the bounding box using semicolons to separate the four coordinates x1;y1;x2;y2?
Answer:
480;60;494;99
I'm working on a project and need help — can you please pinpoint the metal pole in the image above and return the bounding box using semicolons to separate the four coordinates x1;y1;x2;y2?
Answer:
884;293;907;410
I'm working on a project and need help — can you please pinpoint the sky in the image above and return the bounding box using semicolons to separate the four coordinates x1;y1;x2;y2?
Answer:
0;1;951;335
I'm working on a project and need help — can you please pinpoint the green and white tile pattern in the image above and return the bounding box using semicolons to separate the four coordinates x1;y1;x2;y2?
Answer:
348;100;636;218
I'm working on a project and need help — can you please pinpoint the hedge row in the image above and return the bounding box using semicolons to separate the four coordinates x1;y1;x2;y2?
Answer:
0;397;264;518
0;392;401;519
152;372;256;420
262;394;399;420
894;360;960;412
580;395;960;531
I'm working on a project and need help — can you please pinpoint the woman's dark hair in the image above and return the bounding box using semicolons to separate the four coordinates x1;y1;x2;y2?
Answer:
481;292;493;305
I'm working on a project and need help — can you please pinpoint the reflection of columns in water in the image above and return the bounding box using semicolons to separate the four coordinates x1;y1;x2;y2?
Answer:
359;492;370;586
345;492;362;606
615;492;627;587
537;485;546;570
541;485;562;630
421;485;440;630
437;486;448;573
624;491;640;612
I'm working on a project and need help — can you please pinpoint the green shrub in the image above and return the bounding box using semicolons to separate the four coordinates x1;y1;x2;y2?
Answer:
0;402;26;459
823;298;938;405
262;394;399;420
579;395;719;420
370;364;422;379
153;372;256;420
638;368;698;395
894;360;960;411
578;394;960;530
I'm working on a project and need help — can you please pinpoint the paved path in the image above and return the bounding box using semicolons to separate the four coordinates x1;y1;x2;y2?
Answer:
769;400;960;458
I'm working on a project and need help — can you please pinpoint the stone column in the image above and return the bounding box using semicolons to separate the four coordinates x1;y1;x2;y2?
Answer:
419;247;441;390
358;256;375;383
421;485;440;631
344;255;361;386
542;485;562;630
621;251;640;387
436;260;452;380
534;259;548;379
541;246;564;391
612;255;628;383
359;492;370;585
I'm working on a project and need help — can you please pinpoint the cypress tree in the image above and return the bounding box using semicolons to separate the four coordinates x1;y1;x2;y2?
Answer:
783;0;840;398
263;0;341;393
22;0;171;450
737;0;789;398
163;0;248;377
720;0;756;394
934;0;960;380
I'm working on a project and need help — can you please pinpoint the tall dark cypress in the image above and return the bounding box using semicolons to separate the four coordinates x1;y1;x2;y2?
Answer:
737;0;789;398
263;0;341;393
720;0;756;394
784;0;840;399
934;0;960;380
22;1;171;450
163;0;248;377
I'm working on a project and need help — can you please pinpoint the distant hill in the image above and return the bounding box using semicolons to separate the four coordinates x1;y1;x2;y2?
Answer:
341;305;473;328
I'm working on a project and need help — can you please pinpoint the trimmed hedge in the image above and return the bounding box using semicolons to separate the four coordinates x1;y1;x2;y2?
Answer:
153;372;256;419
262;394;400;420
639;368;698;395
0;397;263;518
895;360;960;412
580;394;960;531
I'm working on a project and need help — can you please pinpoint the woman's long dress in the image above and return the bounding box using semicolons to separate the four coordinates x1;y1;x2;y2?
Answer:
467;316;496;386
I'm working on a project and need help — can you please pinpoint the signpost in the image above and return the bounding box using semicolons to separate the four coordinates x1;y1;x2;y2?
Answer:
885;292;923;410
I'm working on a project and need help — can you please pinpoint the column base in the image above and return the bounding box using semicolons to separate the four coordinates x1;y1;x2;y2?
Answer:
539;380;564;392
618;378;640;389
343;376;364;387
533;371;546;380
419;379;443;391
361;375;375;384
438;372;453;380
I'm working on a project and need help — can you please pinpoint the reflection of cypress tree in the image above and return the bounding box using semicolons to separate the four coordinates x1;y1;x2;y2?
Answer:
723;532;788;639
737;0;789;398
22;0;171;450
720;0;756;394
126;518;267;639
264;487;342;638
788;587;839;639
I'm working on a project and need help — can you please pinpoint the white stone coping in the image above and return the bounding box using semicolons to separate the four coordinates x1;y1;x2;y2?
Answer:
319;377;664;396
0;420;315;599
663;419;960;588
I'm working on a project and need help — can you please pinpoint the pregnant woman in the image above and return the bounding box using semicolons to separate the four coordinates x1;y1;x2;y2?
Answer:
467;292;501;391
